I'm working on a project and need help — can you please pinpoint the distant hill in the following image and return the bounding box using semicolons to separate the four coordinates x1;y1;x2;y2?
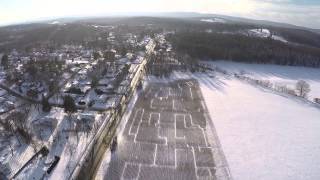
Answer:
311;29;320;34
2;11;319;32
0;14;319;68
73;16;320;48
1;13;320;51
147;12;320;32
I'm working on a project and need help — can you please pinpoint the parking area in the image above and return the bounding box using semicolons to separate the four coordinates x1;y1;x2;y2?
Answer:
103;79;229;180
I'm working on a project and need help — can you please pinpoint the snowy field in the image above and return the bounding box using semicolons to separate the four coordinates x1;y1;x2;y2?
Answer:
248;29;288;43
207;60;320;101
158;70;320;180
199;75;320;180
201;18;226;23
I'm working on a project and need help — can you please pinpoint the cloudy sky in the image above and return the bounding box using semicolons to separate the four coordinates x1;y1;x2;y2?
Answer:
1;0;320;28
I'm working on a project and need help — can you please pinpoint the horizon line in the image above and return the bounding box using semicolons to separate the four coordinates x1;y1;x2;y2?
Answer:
1;12;319;30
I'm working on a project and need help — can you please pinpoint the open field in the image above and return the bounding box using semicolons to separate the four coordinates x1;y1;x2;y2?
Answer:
197;73;320;180
209;60;320;100
99;79;230;180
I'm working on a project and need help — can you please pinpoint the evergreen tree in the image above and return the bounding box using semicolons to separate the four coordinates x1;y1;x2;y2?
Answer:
1;54;9;69
42;95;51;112
91;75;99;88
63;95;77;113
93;52;101;60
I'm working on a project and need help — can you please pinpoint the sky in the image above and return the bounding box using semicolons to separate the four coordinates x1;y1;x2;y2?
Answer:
0;0;320;29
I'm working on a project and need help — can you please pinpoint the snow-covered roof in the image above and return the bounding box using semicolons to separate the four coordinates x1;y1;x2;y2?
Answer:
117;58;130;65
98;78;112;85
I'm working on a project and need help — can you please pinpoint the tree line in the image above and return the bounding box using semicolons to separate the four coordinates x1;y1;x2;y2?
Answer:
169;32;320;68
235;73;313;100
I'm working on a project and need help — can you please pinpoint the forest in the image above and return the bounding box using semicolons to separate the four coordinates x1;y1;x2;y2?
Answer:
169;32;320;68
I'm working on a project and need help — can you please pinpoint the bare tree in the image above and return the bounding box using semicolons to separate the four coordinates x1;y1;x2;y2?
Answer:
296;80;311;98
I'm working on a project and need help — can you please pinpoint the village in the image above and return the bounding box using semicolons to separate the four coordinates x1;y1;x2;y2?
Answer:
1;15;320;180
0;26;175;179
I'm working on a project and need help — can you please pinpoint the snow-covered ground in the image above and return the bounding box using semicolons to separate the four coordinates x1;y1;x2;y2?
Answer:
145;70;320;180
48;21;66;25
248;29;288;43
1;106;108;180
49;21;60;24
207;60;320;101
95;89;140;180
199;74;320;180
44;111;106;180
201;18;226;23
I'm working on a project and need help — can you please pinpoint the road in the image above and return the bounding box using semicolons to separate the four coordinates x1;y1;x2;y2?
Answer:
103;79;230;180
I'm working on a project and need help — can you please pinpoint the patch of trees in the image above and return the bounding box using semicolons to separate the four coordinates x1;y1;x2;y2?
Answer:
91;75;99;88
113;64;130;87
269;27;320;48
169;32;320;68
24;58;65;80
63;95;77;113
48;80;58;94
0;108;35;147
1;54;9;69
296;80;311;98
146;53;168;77
235;73;312;99
104;50;116;61
110;17;255;34
0;23;100;51
146;52;179;77
41;95;51;112
146;51;204;78
93;51;101;60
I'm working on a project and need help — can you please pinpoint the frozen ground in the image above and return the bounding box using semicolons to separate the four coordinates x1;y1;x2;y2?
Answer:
199;74;320;180
1;106;108;180
248;29;288;43
207;60;320;101
201;18;226;23
218;29;288;43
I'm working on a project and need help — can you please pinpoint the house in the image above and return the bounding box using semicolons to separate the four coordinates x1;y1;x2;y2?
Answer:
81;50;92;58
98;78;112;86
95;86;114;95
66;57;89;65
65;83;91;95
117;58;130;65
126;53;136;60
78;112;95;121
